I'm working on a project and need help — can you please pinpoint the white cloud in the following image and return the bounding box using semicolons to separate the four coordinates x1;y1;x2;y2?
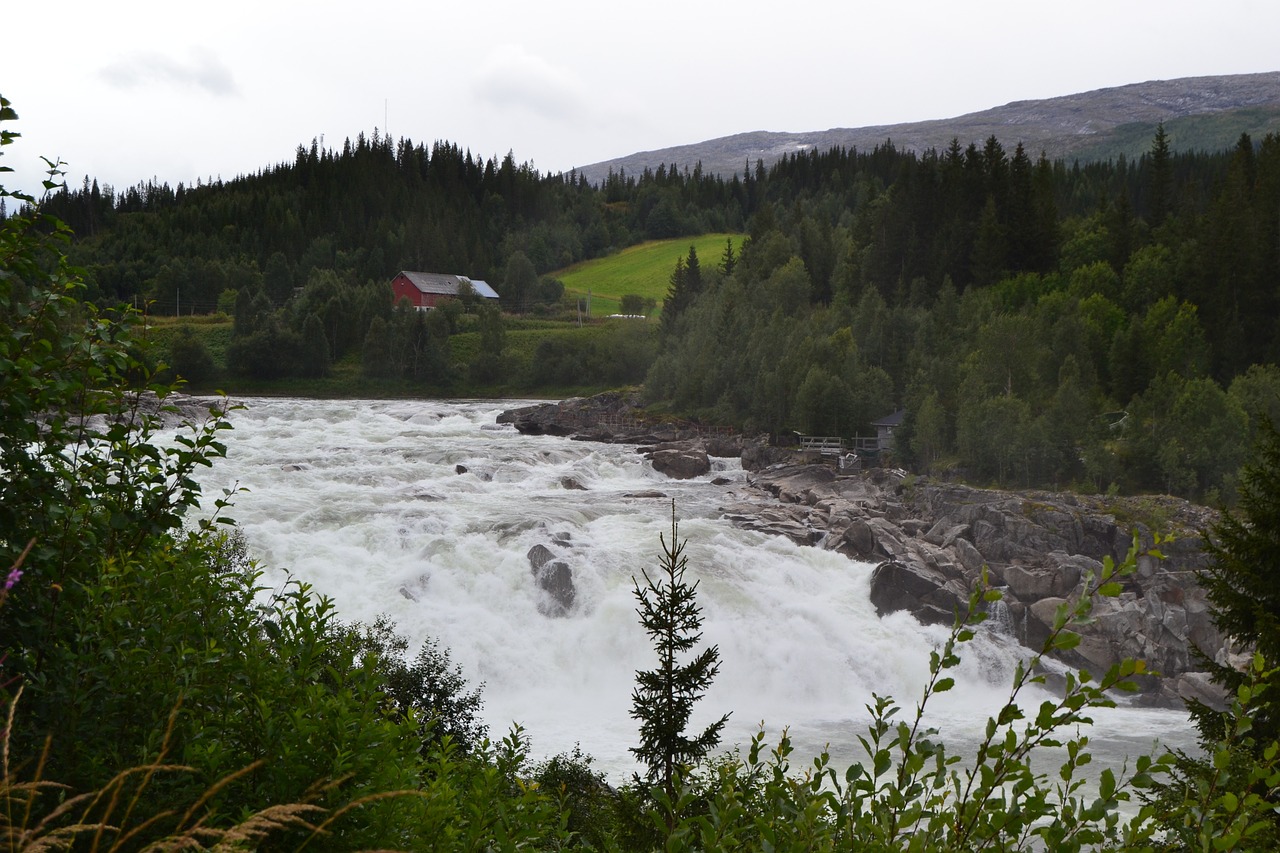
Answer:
99;49;238;97
471;46;587;122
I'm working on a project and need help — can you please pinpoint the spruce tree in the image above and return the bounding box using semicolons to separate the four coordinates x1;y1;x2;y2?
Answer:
1149;122;1172;226
630;503;729;811
718;236;737;276
1191;420;1280;743
659;255;688;337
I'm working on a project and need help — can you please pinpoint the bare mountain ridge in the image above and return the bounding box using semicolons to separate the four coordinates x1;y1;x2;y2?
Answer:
574;72;1280;184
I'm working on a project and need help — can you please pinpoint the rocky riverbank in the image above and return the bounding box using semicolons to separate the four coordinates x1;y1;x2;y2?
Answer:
498;395;1233;709
732;464;1231;708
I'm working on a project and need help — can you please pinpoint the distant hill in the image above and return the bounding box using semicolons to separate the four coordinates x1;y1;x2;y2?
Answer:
575;72;1280;183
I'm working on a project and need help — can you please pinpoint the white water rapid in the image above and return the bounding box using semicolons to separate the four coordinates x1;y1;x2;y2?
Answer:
191;397;1194;781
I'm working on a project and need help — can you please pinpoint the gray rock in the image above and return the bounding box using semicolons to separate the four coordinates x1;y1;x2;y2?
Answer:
953;537;986;573
869;559;963;621
837;518;876;560
741;443;792;471
1176;671;1228;710
528;543;576;617
527;544;556;572
650;447;711;480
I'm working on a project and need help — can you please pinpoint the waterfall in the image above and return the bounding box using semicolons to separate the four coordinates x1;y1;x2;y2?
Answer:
190;397;1194;780
985;588;1016;637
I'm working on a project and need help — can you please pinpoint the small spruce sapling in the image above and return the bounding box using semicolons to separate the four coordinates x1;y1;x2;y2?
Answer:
630;503;729;815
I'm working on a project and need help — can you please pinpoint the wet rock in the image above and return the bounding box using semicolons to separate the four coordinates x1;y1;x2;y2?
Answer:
1176;671;1228;709
561;476;588;490
533;561;575;617
625;490;669;499
527;544;556;571
869;559;963;623
836;518;876;560
649;446;711;480
528;544;576;617
455;464;468;474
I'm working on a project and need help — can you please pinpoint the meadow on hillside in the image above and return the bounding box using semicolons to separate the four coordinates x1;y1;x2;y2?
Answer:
555;233;741;316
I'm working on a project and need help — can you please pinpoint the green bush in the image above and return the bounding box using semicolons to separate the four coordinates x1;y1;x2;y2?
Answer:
166;323;217;383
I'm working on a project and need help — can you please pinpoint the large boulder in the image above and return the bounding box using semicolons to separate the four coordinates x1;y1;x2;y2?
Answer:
869;559;966;626
649;446;711;480
835;518;876;560
527;544;576;617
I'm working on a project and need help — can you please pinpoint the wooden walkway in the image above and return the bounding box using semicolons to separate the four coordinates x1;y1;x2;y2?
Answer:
797;434;881;455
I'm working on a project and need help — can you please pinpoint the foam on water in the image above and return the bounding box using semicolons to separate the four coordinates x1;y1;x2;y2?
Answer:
190;397;1195;779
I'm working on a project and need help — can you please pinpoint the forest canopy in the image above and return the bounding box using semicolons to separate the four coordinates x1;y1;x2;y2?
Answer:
23;123;1280;502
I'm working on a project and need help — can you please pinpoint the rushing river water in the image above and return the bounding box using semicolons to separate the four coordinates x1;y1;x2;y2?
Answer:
190;396;1195;781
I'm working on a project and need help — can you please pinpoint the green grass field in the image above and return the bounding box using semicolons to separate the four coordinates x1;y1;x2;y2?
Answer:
554;233;743;317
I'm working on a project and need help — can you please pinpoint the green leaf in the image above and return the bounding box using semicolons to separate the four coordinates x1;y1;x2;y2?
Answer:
1053;631;1082;651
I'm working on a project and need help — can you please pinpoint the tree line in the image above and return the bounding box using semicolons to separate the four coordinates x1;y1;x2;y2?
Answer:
648;128;1280;504
18;118;1280;500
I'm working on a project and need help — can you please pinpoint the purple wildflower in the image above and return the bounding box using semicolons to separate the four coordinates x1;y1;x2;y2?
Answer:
4;567;21;591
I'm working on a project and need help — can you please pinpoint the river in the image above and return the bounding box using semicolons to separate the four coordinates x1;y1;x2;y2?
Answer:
190;396;1195;782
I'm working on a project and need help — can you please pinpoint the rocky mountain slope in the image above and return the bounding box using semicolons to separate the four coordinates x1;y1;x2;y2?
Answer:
575;72;1280;184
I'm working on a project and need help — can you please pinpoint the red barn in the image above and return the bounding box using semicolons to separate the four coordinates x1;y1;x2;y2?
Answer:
390;271;500;309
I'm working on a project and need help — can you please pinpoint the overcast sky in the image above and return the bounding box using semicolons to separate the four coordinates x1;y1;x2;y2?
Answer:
3;1;1278;200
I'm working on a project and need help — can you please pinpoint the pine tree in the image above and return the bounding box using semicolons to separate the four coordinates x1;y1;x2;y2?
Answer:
630;503;729;814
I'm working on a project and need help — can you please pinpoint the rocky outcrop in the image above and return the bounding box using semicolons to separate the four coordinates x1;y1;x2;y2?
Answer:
730;463;1229;708
497;394;767;477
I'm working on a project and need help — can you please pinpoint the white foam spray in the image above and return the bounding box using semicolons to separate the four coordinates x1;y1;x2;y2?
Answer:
191;397;1194;780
